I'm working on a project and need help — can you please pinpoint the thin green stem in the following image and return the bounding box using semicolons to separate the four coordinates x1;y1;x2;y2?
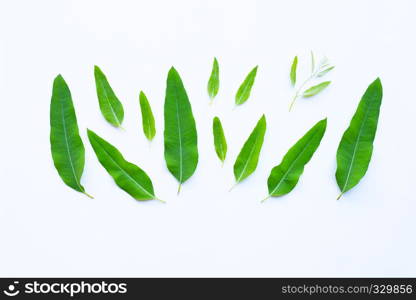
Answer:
260;195;270;203
155;197;166;204
229;182;237;192
177;183;182;195
83;191;94;199
336;192;343;200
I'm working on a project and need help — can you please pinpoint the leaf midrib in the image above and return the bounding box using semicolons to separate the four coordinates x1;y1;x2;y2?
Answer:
98;79;121;126
94;137;154;199
341;99;373;193
60;99;82;191
236;132;259;182
269;131;319;196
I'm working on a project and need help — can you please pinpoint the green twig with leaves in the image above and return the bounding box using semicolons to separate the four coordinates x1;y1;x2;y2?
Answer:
289;51;334;111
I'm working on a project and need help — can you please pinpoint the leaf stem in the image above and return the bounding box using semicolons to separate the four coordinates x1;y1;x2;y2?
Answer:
336;192;343;200
260;195;270;203
155;197;166;204
228;182;237;192
177;183;182;195
83;192;94;199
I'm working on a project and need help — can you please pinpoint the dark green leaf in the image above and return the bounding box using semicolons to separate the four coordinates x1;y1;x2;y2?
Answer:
212;116;227;163
94;65;124;128
164;67;198;193
50;75;92;198
87;129;159;201
235;66;258;105
265;118;327;200
139;91;156;141
336;78;383;199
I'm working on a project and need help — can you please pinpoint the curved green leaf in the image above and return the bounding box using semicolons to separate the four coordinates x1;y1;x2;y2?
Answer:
212;116;227;163
264;118;327;200
94;65;124;127
87;129;159;201
139;91;156;141
303;81;331;97
290;56;297;86
164;67;198;193
336;78;383;199
233;115;266;185
317;66;334;77
207;57;220;100
50;75;91;198
235;66;258;105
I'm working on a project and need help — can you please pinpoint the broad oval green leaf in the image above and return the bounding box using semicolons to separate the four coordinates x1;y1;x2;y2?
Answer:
139;91;156;141
50;75;92;198
290;56;298;86
303;81;331;97
233;115;266;184
336;78;383;199
212;116;227;163
264;118;327;200
235;66;258;105
207;57;220;100
87;129;159;201
164;67;198;193
94;65;124;128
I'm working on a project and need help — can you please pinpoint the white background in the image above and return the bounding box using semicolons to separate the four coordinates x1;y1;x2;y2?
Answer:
1;0;415;277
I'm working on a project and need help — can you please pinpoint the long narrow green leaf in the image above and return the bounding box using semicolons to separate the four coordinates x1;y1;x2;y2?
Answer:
317;66;334;77
233;115;266;185
290;56;298;86
212;116;227;163
50;75;91;198
207;57;220;100
336;78;383;199
164;67;198;193
87;129;159;201
235;66;258;105
264;119;327;200
303;81;331;97
94;65;124;128
139;91;156;141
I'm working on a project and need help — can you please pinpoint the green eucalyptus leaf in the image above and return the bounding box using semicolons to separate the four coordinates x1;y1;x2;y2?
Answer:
207;57;220;100
164;67;198;193
317;66;334;77
233;115;266;185
265;118;327;200
139;91;156;141
212;116;227;163
235;66;258;105
87;129;159;201
336;78;383;199
50;75;92;198
303;81;331;97
94;65;124;128
290;56;298;86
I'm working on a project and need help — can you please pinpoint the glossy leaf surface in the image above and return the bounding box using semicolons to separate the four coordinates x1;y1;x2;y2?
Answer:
235;66;258;105
87;129;157;201
336;78;383;199
212;116;227;163
207;57;220;99
139;91;156;141
303;81;331;97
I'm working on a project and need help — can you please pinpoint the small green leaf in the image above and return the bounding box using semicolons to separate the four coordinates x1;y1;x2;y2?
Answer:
164;67;198;193
233;115;266;184
265;119;327;200
317;66;334;77
50;75;92;198
87;129;159;201
290;56;298;86
235;66;258;105
139;91;156;141
212;117;227;163
207;57;220;100
94;65;124;128
336;78;383;199
303;81;331;97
